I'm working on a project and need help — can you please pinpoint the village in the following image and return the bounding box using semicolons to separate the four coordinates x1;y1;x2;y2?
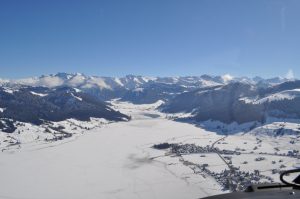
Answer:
153;141;300;191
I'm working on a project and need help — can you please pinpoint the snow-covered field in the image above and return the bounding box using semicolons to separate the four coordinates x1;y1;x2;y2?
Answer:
0;101;299;199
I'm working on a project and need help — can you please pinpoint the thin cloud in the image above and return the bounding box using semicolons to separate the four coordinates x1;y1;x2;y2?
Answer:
285;69;294;79
280;6;286;32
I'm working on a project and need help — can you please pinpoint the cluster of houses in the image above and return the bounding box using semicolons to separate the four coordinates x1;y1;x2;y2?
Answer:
156;143;242;156
153;142;299;192
258;150;300;159
194;164;275;191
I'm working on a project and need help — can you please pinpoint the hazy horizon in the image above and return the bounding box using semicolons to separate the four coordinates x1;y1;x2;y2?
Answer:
0;70;297;80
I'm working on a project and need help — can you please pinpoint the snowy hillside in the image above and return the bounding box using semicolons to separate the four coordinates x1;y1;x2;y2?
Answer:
162;80;300;125
0;86;129;133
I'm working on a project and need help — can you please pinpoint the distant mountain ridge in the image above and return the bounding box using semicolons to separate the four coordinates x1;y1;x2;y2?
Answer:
0;72;293;89
0;73;294;103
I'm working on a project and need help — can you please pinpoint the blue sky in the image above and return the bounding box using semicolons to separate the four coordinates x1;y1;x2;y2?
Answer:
0;0;299;78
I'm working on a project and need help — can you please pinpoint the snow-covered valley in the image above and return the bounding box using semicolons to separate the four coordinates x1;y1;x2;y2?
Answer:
0;101;299;199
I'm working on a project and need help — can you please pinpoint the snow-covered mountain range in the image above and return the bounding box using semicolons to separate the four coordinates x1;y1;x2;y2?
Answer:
0;72;291;90
0;72;294;103
0;73;299;133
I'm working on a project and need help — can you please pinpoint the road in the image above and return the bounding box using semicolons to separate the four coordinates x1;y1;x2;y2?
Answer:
210;135;235;190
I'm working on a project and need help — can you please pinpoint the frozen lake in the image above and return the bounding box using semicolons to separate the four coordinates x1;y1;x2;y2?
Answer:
0;102;223;199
